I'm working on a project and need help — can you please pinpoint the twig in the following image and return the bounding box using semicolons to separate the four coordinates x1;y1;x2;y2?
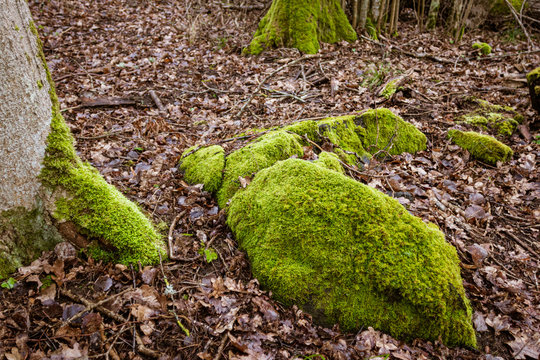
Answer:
64;287;132;325
261;86;306;102
504;0;535;50
168;210;199;261
213;332;229;360
235;54;323;118
222;3;264;10
149;90;167;113
501;229;539;259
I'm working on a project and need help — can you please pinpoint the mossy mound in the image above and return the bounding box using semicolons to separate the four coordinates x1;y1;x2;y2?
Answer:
217;130;304;207
472;42;492;55
227;159;476;348
356;109;427;155
179;145;225;193
459;98;522;136
313;151;344;173
448;129;513;165
243;0;357;55
527;67;540;113
179;109;426;207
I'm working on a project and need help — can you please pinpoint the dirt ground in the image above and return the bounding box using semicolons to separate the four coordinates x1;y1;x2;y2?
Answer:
1;0;539;359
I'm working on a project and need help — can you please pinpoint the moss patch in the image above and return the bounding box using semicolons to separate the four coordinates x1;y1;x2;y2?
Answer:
227;159;476;348
458;98;522;136
472;42;492;55
0;205;63;280
527;67;540;113
216;131;304;207
356;109;427;155
179;145;225;193
448;129;513;165
29;21;165;265
243;0;357;55
313;151;343;173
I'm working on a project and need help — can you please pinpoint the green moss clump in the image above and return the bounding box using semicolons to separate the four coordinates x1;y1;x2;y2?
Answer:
313;151;343;173
227;159;476;348
381;80;398;99
243;0;357;55
1;205;63;280
356;109;427;155
179;145;225;193
491;0;526;15
448;129;513;165
461;113;518;136
472;42;492;55
318;116;371;164
366;17;378;40
29;21;165;265
527;67;540;113
216;131;304;207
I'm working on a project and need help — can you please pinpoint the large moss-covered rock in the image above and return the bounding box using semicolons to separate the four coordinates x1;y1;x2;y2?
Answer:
179;145;225;193
227;159;476;348
448;129;513;165
243;0;357;55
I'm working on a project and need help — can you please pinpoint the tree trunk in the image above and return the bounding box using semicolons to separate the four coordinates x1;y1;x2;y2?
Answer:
426;0;440;29
0;0;165;279
244;0;357;55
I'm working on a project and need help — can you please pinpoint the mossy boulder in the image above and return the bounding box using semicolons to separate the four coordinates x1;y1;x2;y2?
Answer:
472;42;492;55
179;145;225;193
180;109;426;207
527;67;540;113
448;129;513;165
459;98;522;136
227;159;476;348
243;0;357;55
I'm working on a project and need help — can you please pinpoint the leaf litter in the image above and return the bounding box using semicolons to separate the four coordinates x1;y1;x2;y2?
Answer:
0;0;538;359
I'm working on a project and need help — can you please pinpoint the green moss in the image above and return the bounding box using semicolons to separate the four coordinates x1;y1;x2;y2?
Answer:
381;80;397;99
313;151;344;173
216;131;304;207
29;21;165;265
491;0;526;15
527;67;540;84
179;145;225;193
0;205;63;280
243;0;357;55
37;79;43;89
448;129;513;165
461;113;518;136
227;159;476;348
472;42;492;55
366;17;378;40
283;120;320;141
356;109;427;155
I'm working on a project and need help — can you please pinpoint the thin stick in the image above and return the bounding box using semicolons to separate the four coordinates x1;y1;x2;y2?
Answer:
235;54;323;118
149;90;167;113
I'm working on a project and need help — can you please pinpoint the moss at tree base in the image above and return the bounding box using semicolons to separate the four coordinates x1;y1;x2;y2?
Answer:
227;159;476;348
244;0;357;55
0;204;63;279
527;67;540;113
448;129;513;165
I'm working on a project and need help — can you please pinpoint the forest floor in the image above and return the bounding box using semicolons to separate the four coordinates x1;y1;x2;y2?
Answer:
1;0;539;359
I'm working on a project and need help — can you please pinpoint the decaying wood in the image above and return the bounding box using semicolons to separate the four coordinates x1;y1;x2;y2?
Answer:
80;97;138;107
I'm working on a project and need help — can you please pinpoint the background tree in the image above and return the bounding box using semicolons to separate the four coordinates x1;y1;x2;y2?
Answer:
243;0;357;55
0;0;165;279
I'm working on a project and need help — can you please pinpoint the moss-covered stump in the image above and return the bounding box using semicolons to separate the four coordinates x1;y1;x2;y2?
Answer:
527;67;540;113
179;145;225;193
448;129;513;165
458;98;522;136
227;159;476;347
243;0;357;55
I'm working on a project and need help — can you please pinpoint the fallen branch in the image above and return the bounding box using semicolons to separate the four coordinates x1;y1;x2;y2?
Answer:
149;90;167;113
235;54;323;118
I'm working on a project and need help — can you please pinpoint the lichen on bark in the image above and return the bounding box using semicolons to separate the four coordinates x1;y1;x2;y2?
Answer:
244;0;357;55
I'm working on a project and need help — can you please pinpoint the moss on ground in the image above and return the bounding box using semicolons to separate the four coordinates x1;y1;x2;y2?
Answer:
527;67;540;113
29;21;165;265
448;129;513;165
179;145;225;193
356;109;427;155
243;0;357;55
472;42;492;55
317;116;371;164
227;159;476;348
459;97;522;136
